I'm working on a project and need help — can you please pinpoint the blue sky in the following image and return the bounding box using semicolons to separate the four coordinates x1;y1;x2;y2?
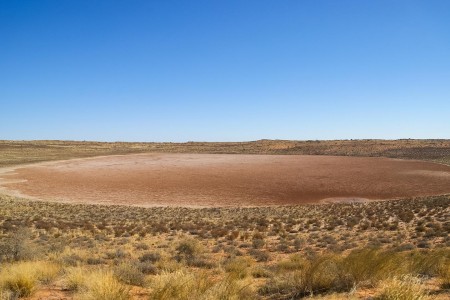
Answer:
1;0;449;141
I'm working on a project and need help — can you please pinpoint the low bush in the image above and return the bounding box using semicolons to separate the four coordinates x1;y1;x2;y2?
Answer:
114;263;146;286
174;238;202;265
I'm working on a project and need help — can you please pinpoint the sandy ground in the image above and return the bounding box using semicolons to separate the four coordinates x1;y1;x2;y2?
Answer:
1;153;450;207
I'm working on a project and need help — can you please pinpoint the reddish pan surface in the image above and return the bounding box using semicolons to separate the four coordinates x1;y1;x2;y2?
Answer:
1;153;450;207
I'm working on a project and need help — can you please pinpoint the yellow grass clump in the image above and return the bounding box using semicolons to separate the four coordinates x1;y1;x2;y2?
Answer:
76;270;130;300
376;275;428;300
438;263;450;289
0;261;60;298
148;269;254;300
64;267;86;291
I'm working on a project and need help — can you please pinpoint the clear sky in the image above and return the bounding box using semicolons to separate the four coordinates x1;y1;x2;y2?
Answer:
1;0;449;142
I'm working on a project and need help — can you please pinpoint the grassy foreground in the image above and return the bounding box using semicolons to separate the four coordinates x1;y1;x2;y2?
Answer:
0;194;449;299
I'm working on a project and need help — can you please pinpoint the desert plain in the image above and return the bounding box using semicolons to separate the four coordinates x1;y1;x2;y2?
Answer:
1;153;450;207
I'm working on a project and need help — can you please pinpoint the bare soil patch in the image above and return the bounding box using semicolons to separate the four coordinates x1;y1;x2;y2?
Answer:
1;153;450;207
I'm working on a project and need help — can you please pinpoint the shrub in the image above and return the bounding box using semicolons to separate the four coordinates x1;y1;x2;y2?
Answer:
134;243;149;250
114;263;146;286
61;253;83;266
105;248;128;260
251;267;271;278
248;249;270;262
87;257;104;265
252;238;265;249
174;238;203;266
137;261;158;275
139;252;161;263
0;227;34;262
293;238;304;251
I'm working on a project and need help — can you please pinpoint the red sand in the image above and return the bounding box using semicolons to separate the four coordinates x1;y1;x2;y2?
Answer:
1;153;450;207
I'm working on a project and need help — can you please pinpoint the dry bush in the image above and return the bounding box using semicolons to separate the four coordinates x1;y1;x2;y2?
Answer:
248;249;270;262
139;252;161;263
0;227;35;262
174;238;209;267
114;263;146;287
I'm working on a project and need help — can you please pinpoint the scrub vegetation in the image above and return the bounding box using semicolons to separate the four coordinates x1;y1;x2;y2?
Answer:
0;194;448;299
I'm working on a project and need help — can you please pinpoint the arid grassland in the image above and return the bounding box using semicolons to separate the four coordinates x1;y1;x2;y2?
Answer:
0;194;449;299
0;140;449;299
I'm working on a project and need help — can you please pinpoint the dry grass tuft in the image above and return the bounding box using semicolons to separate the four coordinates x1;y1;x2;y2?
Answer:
438;263;450;289
64;267;86;291
148;269;254;300
0;261;60;298
376;275;428;300
77;270;130;300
